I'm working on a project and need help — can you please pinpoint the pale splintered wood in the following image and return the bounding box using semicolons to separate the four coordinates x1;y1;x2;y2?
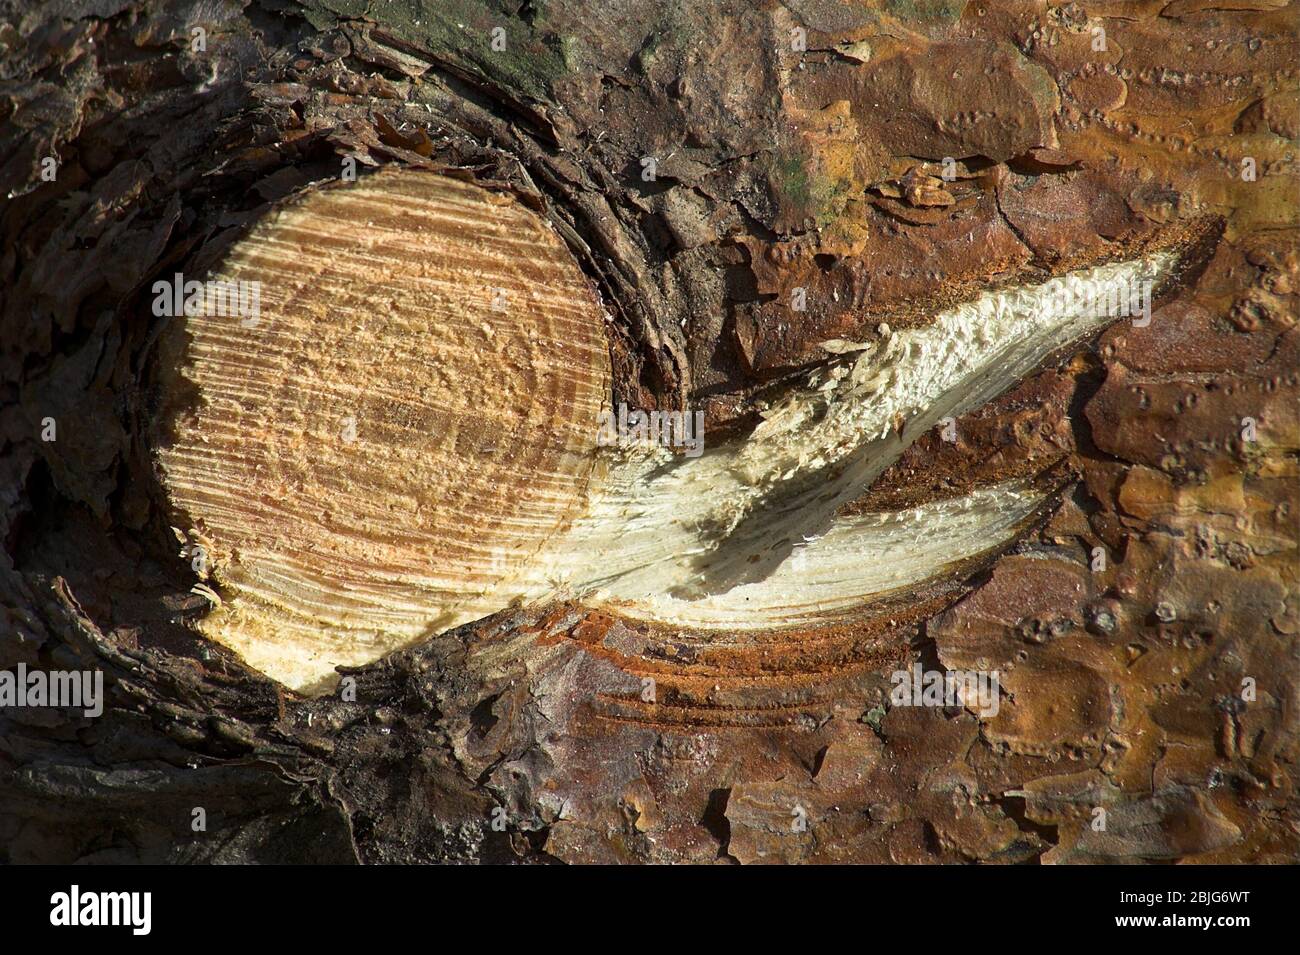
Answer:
153;169;611;693
527;252;1181;627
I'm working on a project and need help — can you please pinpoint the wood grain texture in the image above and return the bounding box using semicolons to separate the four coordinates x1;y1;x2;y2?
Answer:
152;169;611;692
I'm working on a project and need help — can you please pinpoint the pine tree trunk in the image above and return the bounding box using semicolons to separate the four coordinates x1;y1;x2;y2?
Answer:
1;0;1296;864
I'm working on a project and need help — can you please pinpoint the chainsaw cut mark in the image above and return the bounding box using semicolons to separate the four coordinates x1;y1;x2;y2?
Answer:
151;168;1198;693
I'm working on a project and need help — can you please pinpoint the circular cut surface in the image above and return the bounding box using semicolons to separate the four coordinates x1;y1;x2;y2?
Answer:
153;169;611;692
